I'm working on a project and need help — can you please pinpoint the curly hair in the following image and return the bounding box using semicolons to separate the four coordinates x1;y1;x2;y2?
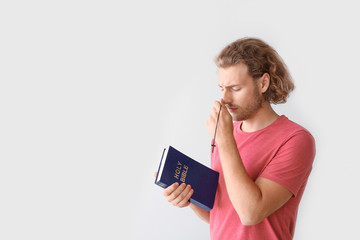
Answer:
215;37;294;104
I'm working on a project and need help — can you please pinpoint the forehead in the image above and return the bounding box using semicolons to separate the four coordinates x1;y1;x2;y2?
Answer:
218;63;253;86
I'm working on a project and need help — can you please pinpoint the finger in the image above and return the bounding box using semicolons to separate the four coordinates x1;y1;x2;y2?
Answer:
172;184;192;207
207;108;220;136
213;100;221;110
219;99;229;114
163;182;179;197
176;186;194;208
167;183;187;203
210;108;217;120
220;98;226;106
206;114;217;136
154;172;157;178
212;101;224;119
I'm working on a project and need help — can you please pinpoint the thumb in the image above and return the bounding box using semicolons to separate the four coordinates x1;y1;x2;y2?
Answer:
220;99;228;112
219;99;231;117
220;98;226;106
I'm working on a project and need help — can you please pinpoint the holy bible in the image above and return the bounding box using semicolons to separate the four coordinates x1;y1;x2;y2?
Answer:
155;145;219;211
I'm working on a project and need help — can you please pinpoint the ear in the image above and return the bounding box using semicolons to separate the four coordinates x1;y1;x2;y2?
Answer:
258;73;270;93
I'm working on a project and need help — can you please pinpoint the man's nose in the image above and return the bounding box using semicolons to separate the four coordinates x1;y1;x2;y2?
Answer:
222;89;232;105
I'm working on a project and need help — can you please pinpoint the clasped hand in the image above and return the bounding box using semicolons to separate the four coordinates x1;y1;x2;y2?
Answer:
206;100;234;147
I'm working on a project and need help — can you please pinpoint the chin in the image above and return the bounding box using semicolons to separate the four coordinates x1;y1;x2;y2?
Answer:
231;114;244;122
232;112;254;122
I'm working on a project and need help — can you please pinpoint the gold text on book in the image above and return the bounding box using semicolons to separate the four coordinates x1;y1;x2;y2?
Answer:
174;161;189;183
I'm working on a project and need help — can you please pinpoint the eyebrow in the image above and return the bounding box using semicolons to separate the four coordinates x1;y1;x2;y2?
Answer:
218;84;242;88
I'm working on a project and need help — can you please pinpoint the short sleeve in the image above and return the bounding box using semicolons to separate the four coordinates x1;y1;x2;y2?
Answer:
259;130;316;197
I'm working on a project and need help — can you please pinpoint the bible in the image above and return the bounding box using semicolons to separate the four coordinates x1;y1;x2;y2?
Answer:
155;145;219;211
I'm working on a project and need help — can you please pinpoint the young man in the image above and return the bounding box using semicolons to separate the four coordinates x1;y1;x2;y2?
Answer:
162;37;315;239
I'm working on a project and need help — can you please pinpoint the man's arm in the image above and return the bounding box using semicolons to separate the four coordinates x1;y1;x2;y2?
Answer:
190;203;210;223
217;137;292;225
206;102;293;226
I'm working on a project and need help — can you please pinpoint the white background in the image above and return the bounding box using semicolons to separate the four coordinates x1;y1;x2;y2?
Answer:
1;0;359;239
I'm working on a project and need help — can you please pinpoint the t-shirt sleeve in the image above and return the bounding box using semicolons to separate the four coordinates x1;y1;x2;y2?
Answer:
259;130;316;197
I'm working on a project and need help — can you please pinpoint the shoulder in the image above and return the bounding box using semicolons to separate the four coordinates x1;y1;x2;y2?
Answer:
275;115;315;143
275;116;316;160
264;116;316;160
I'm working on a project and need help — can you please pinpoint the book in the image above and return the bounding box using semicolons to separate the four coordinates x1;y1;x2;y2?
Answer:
155;145;219;211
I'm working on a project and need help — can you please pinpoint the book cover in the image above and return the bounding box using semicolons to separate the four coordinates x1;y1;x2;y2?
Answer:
155;145;219;211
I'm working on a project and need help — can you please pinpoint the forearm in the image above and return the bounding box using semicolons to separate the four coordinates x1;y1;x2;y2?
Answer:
206;102;293;225
190;203;210;224
217;137;264;225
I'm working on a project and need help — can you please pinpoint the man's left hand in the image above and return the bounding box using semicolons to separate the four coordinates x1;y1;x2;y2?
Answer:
206;100;234;147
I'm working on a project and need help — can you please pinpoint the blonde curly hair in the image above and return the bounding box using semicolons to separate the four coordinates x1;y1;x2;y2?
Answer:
215;37;294;104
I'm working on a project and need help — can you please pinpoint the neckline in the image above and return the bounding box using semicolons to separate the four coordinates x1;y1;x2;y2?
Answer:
236;115;286;135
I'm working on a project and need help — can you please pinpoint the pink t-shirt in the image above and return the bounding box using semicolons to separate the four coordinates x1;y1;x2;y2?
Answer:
210;115;315;240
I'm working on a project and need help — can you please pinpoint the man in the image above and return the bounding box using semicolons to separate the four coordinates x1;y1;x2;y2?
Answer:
162;37;315;239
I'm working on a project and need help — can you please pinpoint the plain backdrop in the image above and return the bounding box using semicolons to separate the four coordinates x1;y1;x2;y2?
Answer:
1;0;359;239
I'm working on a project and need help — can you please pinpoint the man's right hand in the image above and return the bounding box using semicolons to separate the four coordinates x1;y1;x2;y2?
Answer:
163;182;194;208
154;172;194;208
154;172;209;223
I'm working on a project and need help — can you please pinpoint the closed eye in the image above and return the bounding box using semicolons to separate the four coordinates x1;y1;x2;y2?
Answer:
218;84;242;92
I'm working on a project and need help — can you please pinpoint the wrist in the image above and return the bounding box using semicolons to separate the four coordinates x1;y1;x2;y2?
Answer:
216;134;236;149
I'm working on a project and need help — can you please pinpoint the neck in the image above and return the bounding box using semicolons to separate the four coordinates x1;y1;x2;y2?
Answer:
241;102;279;133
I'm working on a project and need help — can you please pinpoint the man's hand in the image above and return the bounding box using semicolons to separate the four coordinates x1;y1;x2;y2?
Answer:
206;100;234;146
163;182;194;208
154;172;194;208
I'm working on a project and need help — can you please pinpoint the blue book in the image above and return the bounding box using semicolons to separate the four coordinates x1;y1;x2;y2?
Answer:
155;145;219;211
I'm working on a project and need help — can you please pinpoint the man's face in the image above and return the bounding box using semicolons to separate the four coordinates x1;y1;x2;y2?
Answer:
218;63;263;121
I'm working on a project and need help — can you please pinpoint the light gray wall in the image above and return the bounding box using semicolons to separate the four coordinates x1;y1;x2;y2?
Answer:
1;0;359;239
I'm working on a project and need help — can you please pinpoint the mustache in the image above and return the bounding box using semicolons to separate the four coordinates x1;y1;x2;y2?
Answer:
220;99;238;109
225;104;239;108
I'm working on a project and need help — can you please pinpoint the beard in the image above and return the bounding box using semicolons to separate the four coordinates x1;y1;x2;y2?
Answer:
227;87;264;122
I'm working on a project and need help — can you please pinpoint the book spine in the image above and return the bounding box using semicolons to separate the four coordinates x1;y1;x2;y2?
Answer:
154;148;167;185
189;198;211;212
155;181;168;189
